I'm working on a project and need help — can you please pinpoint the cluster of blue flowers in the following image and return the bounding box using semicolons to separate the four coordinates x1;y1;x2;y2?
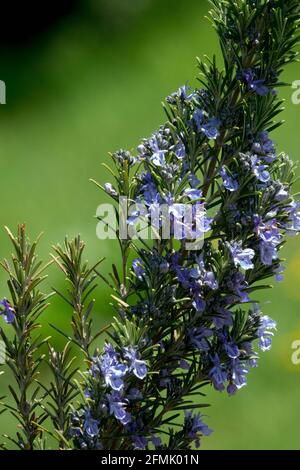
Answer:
102;23;299;444
2;75;298;448
94;75;299;445
70;342;150;449
120;117;214;241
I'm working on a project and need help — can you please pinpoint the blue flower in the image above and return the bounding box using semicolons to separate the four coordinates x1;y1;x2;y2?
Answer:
192;293;206;313
140;172;161;206
0;299;15;324
132;258;146;280
209;354;228;391
126;420;149;449
189;327;213;352
132;435;148;450
275;185;289;202
184;188;202;200
151;150;166;167
260;242;278;266
203;270;219;290
104;363;127;391
159;259;170;274
174;139;186;159
257;315;277;351
189;203;213;238
220;167;238;191
250;79;269;96
151;435;162;448
243;343;258;369
180;359;190;370
124;347;148;380
185;411;213;447
227;359;249;395
219;332;240;359
200;117;220;140
211;305;233;328
127;200;148;225
178;85;195;101
285;201;300;233
149;135;167;167
241;69;269;96
173;264;191;289
226;271;249;303
226;383;238;395
189;173;201;188
193;255;219;289
257;219;281;245
192;108;204;131
83;410;99;438
228;241;255;270
252;131;276;162
174;256;218;314
254;165;270;183
256;219;281;266
107;391;131;425
92;344;128;391
250;155;270;183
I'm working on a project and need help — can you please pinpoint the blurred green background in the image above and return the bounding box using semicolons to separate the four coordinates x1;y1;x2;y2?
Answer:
0;0;299;450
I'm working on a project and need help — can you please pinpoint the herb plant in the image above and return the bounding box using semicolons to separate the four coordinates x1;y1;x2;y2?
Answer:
0;0;299;450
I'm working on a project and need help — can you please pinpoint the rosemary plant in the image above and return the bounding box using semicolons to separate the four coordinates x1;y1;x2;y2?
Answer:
52;236;104;360
40;343;78;449
0;0;299;451
0;226;52;449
